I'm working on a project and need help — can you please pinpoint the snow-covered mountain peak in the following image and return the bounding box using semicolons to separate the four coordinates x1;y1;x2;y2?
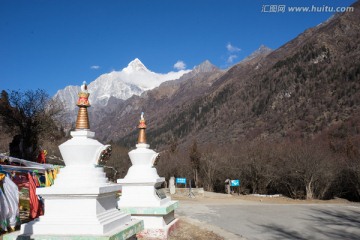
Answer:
123;58;150;73
54;58;190;110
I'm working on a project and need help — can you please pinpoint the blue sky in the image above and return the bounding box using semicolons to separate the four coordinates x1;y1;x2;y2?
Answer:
0;0;356;96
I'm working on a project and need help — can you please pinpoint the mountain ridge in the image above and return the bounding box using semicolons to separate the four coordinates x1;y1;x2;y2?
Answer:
105;2;360;150
92;47;271;142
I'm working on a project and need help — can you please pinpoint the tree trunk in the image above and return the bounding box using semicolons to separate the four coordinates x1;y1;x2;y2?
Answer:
306;179;314;200
195;169;198;188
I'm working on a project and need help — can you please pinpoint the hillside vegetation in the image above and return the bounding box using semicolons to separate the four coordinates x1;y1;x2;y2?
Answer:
101;2;360;201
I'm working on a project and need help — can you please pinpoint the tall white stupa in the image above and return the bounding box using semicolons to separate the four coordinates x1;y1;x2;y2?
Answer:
5;82;143;240
117;113;179;239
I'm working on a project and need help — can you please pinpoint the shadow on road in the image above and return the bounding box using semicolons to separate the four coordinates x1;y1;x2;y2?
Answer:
259;207;360;240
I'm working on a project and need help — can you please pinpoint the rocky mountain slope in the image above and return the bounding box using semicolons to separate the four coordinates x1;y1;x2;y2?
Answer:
92;60;226;141
95;1;360;150
92;44;273;143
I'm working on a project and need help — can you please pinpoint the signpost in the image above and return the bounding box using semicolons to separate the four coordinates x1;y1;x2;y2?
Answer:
230;180;240;187
175;178;194;198
175;178;186;184
230;179;240;195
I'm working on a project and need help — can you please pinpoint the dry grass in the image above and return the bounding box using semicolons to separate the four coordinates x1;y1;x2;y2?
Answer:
169;219;224;240
137;218;224;240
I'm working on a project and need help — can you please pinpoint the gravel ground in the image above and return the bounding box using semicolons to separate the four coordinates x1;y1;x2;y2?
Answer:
174;192;360;240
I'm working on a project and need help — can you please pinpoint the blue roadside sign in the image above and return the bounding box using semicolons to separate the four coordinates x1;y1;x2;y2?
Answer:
176;178;186;184
230;179;240;187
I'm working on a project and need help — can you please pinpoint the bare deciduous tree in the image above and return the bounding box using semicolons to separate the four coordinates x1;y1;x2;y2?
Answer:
199;149;223;192
239;141;279;194
0;89;63;160
279;141;336;199
189;140;201;188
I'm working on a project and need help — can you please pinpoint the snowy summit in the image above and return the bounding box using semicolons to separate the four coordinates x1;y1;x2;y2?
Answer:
54;58;190;109
123;58;150;73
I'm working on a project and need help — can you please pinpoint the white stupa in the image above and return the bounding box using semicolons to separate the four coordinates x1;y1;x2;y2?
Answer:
5;82;143;240
117;112;179;239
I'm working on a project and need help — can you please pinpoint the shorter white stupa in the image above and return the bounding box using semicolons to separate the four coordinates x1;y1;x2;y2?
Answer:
117;113;179;239
5;82;143;240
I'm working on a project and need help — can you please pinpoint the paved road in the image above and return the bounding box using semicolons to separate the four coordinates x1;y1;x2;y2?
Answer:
176;198;360;240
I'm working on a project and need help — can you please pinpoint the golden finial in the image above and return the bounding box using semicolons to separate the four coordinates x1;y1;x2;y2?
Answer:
138;112;147;144
75;81;91;130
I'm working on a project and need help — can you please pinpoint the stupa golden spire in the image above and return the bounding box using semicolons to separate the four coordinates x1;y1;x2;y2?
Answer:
75;81;91;130
138;112;147;144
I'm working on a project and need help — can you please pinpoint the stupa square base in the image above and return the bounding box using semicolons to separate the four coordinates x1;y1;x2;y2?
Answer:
21;184;131;236
120;201;179;239
120;201;179;216
136;218;179;240
3;219;143;240
18;209;131;236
